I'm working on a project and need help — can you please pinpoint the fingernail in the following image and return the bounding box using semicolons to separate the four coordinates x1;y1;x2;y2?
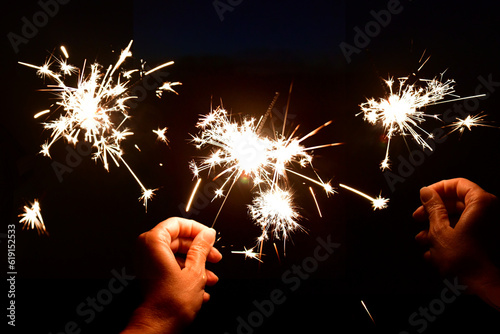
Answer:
420;187;433;203
202;228;216;244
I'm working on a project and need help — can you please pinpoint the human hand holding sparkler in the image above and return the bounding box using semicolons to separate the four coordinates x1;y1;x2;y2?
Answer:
122;218;222;334
413;178;500;310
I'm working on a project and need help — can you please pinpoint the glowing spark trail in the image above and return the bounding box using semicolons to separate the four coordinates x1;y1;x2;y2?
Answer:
339;184;389;210
18;200;47;235
248;187;303;247
20;41;179;210
445;112;496;136
190;100;387;260
361;300;376;325
153;127;169;144
232;247;263;263
186;178;202;212
359;72;485;170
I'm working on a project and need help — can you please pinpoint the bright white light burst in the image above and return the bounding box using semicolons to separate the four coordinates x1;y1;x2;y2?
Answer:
190;103;387;261
248;187;302;246
359;74;457;170
18;200;47;235
20;41;179;210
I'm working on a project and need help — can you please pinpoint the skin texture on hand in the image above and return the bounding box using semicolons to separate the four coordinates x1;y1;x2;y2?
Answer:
122;217;223;334
413;178;500;310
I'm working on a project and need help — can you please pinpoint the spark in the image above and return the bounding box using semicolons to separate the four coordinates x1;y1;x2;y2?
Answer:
186;178;202;212
248;187;303;246
190;99;386;256
361;300;376;325
18;200;48;235
339;183;389;210
156;81;182;97
309;186;322;217
60;45;69;59
190;107;338;201
20;41;179;209
232;246;263;262
153;127;169;144
34;109;51;119
359;72;484;170
445;112;496;136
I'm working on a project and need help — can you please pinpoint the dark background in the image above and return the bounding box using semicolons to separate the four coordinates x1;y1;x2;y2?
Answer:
2;0;500;333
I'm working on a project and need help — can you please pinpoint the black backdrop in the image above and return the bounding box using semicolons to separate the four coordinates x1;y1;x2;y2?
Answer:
3;1;500;333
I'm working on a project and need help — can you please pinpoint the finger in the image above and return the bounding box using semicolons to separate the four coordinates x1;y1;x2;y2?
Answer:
136;229;178;273
420;187;450;232
427;178;484;206
412;205;427;222
176;256;186;269
206;269;219;286
423;249;432;262
175;257;218;285
185;228;216;273
151;217;212;244
203;292;210;303
415;230;429;246
171;238;223;263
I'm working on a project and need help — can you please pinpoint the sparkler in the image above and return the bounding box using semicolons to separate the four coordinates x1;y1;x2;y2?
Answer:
18;200;48;235
190;98;388;261
190;106;337;221
359;72;485;170
20;41;179;210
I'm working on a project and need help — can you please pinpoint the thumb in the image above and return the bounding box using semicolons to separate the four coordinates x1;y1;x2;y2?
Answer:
185;228;216;272
420;187;450;230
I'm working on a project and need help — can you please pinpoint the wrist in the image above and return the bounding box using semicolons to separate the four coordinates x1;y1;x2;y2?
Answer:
121;304;184;334
462;261;500;310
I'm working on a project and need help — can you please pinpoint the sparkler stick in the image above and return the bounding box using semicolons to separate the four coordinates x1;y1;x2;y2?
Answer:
18;200;48;235
282;81;293;135
21;41;179;209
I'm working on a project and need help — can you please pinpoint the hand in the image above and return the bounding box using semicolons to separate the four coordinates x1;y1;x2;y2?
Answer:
413;178;500;310
122;217;223;334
